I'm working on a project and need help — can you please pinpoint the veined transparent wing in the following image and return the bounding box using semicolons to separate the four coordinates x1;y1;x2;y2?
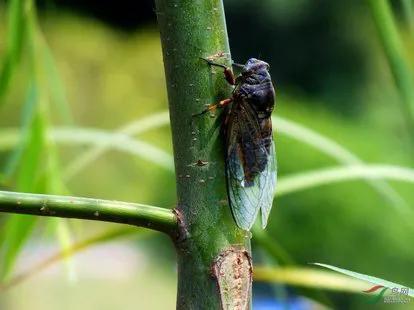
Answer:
259;140;277;228
226;100;277;230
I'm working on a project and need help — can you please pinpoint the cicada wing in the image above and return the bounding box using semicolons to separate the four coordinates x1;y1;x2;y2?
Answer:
259;140;277;228
227;144;262;230
226;101;273;230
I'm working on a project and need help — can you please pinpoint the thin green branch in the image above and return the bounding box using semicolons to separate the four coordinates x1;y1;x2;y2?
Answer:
0;191;177;235
62;111;170;180
0;127;174;172
54;127;175;173
274;116;408;210
277;164;414;197
254;267;369;293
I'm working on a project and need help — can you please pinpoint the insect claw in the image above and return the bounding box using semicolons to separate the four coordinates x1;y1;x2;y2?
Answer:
192;110;208;117
232;62;244;69
200;57;215;66
200;57;227;69
192;102;221;117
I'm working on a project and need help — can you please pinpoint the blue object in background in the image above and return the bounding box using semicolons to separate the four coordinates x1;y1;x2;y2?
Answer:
253;296;313;310
253;281;315;310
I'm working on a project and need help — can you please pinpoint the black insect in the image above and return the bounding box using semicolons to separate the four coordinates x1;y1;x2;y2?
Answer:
196;57;277;230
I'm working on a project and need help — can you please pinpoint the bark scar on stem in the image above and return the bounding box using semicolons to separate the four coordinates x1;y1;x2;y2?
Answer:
212;246;252;310
173;208;189;243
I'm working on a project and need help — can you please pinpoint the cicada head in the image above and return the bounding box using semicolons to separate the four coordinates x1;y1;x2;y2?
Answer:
242;58;270;75
237;58;275;116
238;58;272;87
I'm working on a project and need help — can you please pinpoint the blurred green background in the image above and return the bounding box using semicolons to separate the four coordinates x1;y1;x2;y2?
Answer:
0;0;414;309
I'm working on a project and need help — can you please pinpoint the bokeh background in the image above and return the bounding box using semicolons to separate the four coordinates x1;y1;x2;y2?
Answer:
0;0;414;309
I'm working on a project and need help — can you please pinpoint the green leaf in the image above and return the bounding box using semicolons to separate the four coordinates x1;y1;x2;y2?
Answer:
42;42;73;124
0;81;45;281
314;263;414;297
367;0;414;128
16;113;47;190
0;112;47;280
0;0;28;100
2;84;38;179
0;216;37;280
0;4;69;278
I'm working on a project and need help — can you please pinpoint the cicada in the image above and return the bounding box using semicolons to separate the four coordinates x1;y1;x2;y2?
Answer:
197;57;277;230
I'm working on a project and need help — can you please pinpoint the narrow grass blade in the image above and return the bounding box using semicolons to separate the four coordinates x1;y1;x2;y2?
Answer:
314;263;414;297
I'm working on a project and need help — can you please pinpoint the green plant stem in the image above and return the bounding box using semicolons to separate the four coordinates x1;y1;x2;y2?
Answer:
154;0;251;309
254;267;368;293
276;164;414;197
367;0;414;131
0;191;177;235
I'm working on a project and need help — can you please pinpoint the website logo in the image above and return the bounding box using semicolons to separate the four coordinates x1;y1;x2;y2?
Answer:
363;285;411;304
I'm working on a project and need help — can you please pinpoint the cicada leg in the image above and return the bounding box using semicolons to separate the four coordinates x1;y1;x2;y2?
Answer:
200;57;236;85
192;98;233;117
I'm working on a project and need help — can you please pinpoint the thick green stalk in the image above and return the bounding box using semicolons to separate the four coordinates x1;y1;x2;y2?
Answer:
154;1;252;309
0;191;177;235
